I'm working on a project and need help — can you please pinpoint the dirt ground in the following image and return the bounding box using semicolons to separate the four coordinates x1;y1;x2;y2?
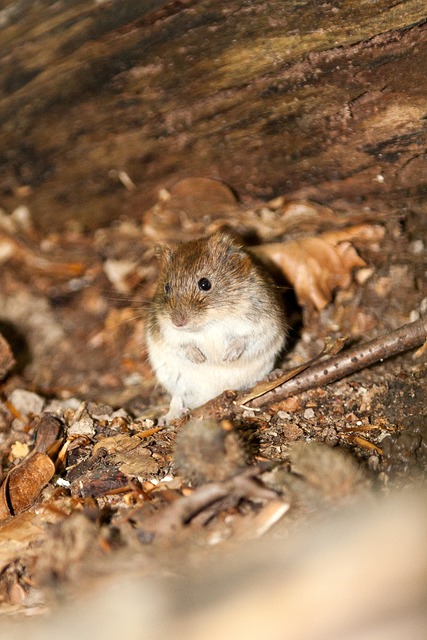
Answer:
0;176;426;637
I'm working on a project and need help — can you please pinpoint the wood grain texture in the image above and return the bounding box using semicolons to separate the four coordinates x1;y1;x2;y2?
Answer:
0;0;425;229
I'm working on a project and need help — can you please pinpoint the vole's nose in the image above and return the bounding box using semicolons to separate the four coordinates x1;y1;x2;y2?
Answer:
171;310;189;327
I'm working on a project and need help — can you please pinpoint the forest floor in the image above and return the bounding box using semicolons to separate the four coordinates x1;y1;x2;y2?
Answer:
0;178;425;636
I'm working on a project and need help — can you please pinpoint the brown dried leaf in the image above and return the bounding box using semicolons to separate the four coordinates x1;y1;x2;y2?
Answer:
414;338;427;359
321;223;385;244
0;486;11;520
256;226;380;310
168;177;237;211
143;178;238;241
271;200;341;236
0;510;53;552
0;229;86;278
70;464;129;498
112;446;159;478
0;453;55;519
32;414;63;454
269;204;386;240
0;333;15;380
92;431;160;477
92;433;143;457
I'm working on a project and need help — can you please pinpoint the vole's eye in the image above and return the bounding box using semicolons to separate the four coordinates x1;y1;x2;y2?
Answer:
198;277;212;291
164;283;171;294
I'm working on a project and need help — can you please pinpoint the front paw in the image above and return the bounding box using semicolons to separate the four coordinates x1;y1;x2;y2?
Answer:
184;343;207;363
223;337;246;362
158;395;189;425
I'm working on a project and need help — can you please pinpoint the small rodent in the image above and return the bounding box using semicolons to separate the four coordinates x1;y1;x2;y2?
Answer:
146;230;287;422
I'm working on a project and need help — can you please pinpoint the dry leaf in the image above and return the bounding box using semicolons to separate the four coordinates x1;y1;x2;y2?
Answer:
9;442;30;460
414;339;427;359
168;177;237;212
1;229;86;277
143;178;238;241
255;225;383;310
0;453;55;520
142;179;386;245
92;433;143;457
92;434;160;480
32;413;63;455
270;200;342;236
112;447;159;478
321;223;385;244
270;204;386;240
257;237;364;309
0;333;15;380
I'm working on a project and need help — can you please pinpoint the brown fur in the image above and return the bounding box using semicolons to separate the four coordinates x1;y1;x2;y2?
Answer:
148;230;285;334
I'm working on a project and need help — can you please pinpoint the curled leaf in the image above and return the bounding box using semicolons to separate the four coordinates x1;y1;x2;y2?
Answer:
0;333;15;380
0;453;55;520
255;225;384;310
143;178;238;241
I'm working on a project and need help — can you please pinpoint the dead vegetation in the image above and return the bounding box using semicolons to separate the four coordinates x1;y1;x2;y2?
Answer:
0;180;425;633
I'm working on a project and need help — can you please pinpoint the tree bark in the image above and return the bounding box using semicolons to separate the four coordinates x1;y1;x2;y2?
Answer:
0;0;426;230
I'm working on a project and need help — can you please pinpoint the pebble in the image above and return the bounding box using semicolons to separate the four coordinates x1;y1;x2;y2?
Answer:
8;388;45;420
44;398;81;417
67;414;95;437
304;408;315;420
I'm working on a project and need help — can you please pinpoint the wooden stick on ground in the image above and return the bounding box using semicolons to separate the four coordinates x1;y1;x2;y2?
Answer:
246;317;427;408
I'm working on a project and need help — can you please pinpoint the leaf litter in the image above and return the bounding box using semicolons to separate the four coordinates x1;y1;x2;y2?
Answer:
0;179;425;631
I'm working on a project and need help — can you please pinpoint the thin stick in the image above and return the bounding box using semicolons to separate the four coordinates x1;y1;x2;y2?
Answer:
239;337;346;405
249;317;427;408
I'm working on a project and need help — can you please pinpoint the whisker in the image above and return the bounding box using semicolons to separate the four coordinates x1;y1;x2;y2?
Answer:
275;284;293;293
106;313;147;329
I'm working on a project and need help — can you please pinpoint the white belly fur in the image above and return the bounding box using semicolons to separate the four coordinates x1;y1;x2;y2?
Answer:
147;314;285;409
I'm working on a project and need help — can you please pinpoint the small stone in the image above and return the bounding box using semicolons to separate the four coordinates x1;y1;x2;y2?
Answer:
11;205;32;231
110;408;130;420
68;414;95;437
55;477;71;488
44;398;80;417
410;239;424;254
304;408;315;420
242;410;256;418
134;418;155;430
8;388;45;419
87;402;114;421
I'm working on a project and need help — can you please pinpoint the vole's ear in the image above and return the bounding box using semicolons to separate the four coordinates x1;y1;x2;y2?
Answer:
208;227;245;256
154;242;173;262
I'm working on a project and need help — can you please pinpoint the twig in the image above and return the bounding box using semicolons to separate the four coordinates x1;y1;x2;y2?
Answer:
239;337;346;405
142;468;280;538
248;317;427;408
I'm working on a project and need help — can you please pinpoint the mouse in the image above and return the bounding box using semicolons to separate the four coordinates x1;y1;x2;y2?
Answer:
146;229;287;422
